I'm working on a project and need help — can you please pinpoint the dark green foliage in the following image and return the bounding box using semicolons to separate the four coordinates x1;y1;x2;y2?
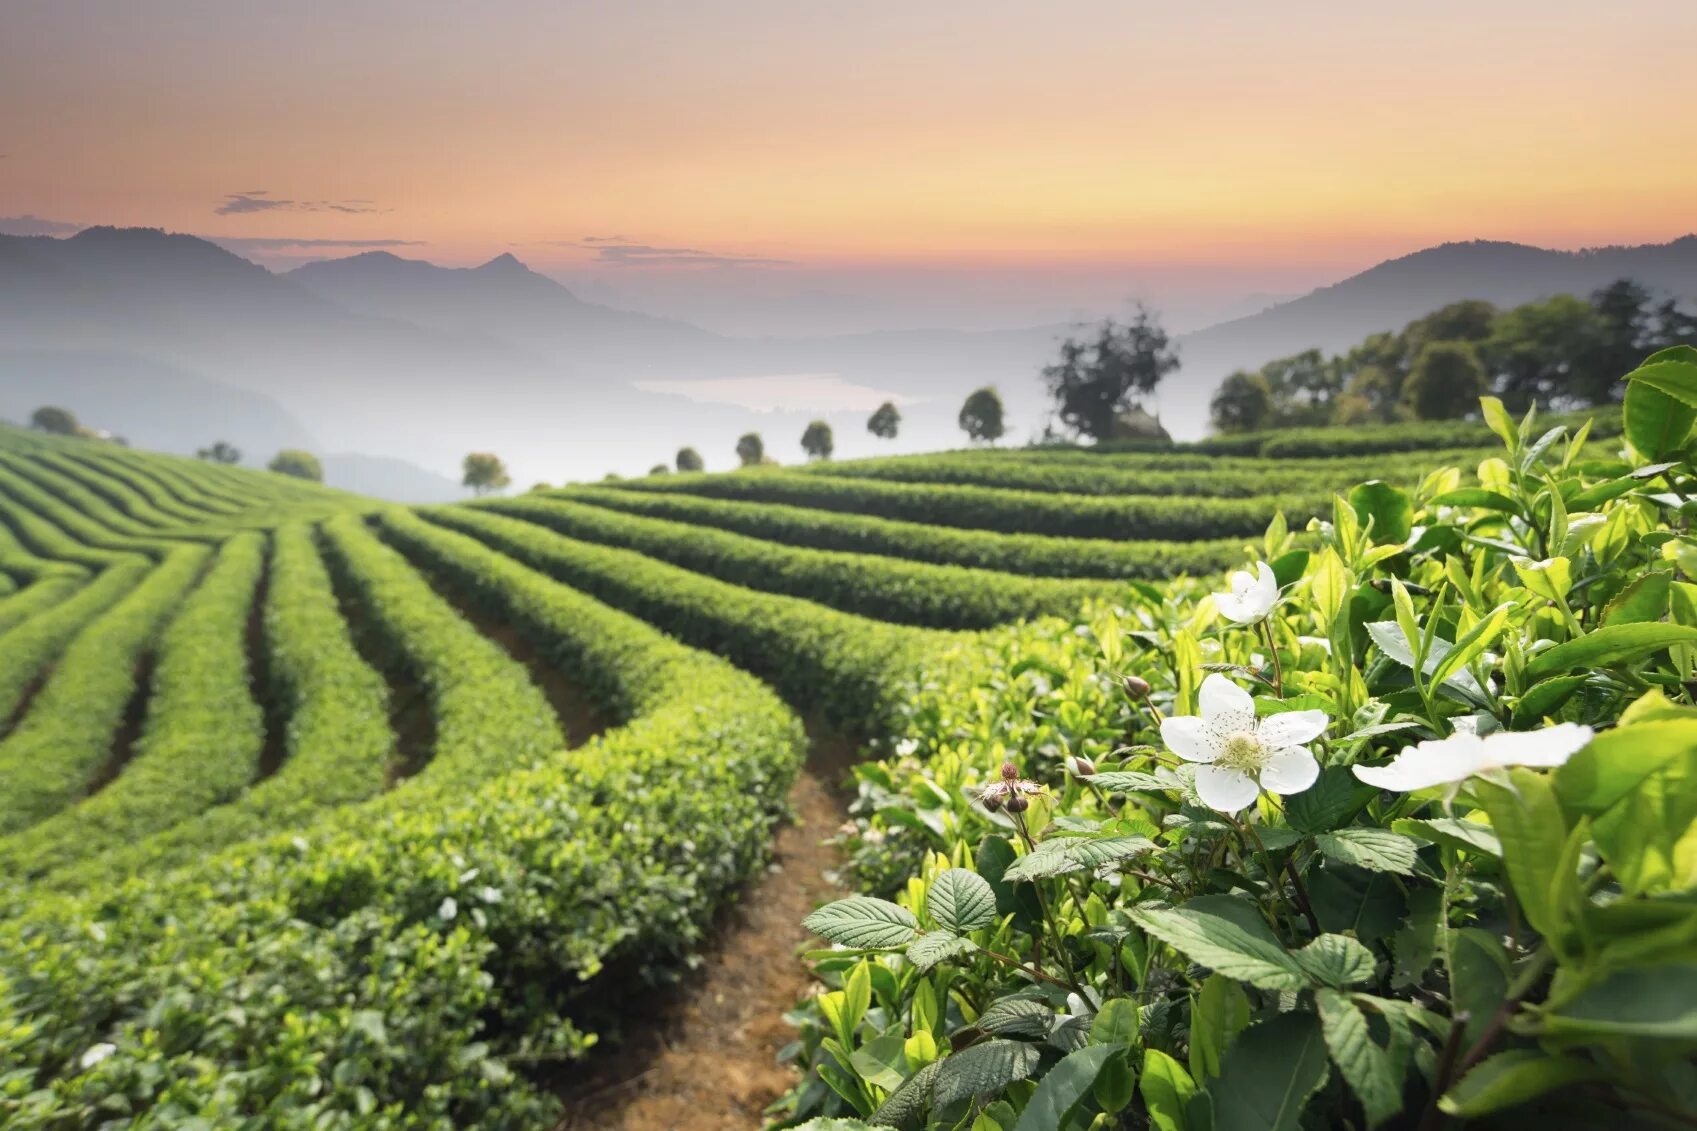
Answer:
1403;341;1487;420
736;431;766;466
868;401;902;440
959;386;1005;443
28;406;78;435
675;446;705;472
802;419;835;460
1042;308;1179;441
0;561;149;732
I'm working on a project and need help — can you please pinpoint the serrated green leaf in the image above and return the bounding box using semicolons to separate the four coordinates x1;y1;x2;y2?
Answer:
907;931;976;972
870;1057;943;1127
1294;934;1377;988
1133;899;1305;991
803;896;920;949
1067;835;1157;869
931;1039;1042;1109
928;868;997;933
1317;989;1404;1129
1392;816;1501;858
1286;766;1373;833
976;997;1055;1039
1093;770;1176;793
1001;837;1084;882
1315;828;1421;875
1189;973;1250;1082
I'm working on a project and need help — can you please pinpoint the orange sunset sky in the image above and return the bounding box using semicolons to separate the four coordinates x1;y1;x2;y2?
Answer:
3;0;1695;332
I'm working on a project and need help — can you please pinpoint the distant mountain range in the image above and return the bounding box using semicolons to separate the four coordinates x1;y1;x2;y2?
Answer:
2;227;1693;488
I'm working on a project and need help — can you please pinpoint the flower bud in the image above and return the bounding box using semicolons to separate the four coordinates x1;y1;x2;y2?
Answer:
1006;794;1030;813
981;794;1003;812
1000;760;1019;781
1066;754;1097;778
1123;675;1151;700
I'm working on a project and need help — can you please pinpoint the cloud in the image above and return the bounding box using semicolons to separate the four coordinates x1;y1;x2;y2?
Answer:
544;236;791;268
215;190;385;216
633;373;917;414
0;214;83;237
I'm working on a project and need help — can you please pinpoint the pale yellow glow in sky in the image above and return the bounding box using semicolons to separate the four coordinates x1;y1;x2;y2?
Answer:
2;0;1694;275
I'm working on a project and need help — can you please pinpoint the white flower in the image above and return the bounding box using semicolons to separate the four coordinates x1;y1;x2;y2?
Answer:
438;896;458;922
1214;562;1279;624
1352;722;1594;791
79;1043;116;1070
1160;673;1328;812
477;886;503;905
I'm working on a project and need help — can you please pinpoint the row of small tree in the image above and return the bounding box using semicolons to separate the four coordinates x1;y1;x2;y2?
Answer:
1209;278;1697;432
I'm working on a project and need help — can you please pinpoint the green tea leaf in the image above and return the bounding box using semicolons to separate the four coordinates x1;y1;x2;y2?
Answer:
1315;828;1421;875
1133;900;1306;991
1013;1044;1122;1131
803;896;920;949
1542;964;1697;1039
1207;1011;1330;1131
1294;934;1377;988
930;1039;1042;1109
927;868;997;933
1286;766;1373;833
1439;1049;1608;1117
1142;1048;1198;1131
1189;973;1251;1082
1350;481;1414;545
1525;622;1697;681
907;931;976;972
1447;927;1511;1046
1317;989;1404;1128
1090;998;1140;1046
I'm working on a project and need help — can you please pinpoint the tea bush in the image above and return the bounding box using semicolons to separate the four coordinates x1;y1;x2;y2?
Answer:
783;364;1696;1130
556;485;1249;580
474;493;1121;629
607;470;1326;542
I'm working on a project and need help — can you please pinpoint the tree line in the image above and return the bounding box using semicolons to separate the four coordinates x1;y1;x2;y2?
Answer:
1209;278;1697;433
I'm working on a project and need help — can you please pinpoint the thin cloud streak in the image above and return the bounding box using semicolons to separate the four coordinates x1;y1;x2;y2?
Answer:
215;191;386;216
541;237;792;268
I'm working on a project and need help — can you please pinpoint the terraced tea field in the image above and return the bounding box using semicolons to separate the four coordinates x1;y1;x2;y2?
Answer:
0;402;1683;1130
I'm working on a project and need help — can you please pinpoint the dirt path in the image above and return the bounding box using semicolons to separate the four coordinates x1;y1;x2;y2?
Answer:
556;736;854;1131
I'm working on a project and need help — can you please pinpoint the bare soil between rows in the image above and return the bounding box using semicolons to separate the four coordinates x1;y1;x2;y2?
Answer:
555;732;855;1131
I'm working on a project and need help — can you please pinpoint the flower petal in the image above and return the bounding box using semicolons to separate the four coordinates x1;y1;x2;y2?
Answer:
1194;765;1260;812
1257;709;1329;748
1258;746;1320;795
1352;734;1486;792
1198;673;1256;730
1161;715;1221;762
1479;723;1594;770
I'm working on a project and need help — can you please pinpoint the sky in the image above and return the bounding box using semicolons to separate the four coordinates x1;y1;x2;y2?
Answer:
3;0;1697;335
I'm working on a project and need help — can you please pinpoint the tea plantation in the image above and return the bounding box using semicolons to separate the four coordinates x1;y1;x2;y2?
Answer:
0;366;1692;1130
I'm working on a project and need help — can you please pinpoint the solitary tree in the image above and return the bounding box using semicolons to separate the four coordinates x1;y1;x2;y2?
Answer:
462;452;511;496
197;441;241;464
1402;342;1487;420
735;432;765;467
268;449;323;482
958;386;1006;444
867;401;901;440
1210;371;1275;433
676;446;705;472
800;420;834;461
29;406;78;435
1042;308;1180;442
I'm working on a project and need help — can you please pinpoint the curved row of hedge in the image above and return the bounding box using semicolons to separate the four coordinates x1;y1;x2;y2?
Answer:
0;545;208;837
797;447;1464;498
0;513;805;1127
559;485;1251;579
603;469;1322;541
37;524;395;894
0;477;143;571
475;494;1119;629
0;576;85;644
0;562;150;732
60;448;247;524
317;512;566;793
0;453;210;555
413;505;939;731
0;534;265;882
29;449;190;530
